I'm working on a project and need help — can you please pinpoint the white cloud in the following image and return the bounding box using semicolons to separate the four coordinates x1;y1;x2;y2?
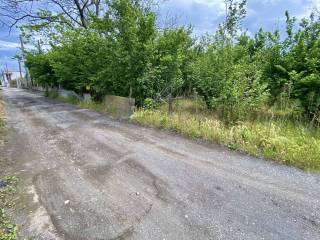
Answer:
159;0;226;34
297;0;320;19
0;40;20;49
310;0;320;11
164;0;225;14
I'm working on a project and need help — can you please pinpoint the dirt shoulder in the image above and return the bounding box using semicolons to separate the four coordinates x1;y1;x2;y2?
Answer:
0;95;19;240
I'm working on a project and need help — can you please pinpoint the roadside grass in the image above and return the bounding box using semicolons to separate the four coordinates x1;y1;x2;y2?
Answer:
131;99;320;172
0;100;18;240
44;91;320;172
0;176;18;240
78;101;118;116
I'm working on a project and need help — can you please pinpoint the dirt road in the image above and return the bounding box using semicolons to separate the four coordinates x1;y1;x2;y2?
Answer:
1;88;319;240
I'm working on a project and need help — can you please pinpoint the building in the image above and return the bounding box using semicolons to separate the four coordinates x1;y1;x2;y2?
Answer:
1;71;26;88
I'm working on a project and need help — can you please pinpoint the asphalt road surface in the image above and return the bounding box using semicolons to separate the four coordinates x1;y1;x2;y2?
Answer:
1;88;320;240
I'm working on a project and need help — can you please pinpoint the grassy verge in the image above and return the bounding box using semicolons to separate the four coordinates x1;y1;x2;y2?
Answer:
45;92;320;172
0;101;18;240
0;176;18;240
131;99;320;172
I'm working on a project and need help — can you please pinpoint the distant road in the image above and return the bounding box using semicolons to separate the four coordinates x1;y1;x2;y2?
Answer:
1;88;320;240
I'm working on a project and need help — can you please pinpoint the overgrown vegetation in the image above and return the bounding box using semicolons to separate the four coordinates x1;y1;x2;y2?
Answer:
22;0;320;122
0;101;17;240
0;176;18;240
132;99;320;171
16;0;320;170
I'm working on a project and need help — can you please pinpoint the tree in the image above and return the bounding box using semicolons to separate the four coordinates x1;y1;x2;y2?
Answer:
0;0;104;30
223;0;247;38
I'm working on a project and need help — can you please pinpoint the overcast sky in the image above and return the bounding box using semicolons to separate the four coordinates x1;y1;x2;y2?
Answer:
0;0;319;72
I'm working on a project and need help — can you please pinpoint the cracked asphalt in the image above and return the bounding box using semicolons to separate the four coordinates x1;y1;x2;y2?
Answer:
0;88;320;240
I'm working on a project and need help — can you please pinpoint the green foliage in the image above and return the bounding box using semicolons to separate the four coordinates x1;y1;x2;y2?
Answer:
25;52;57;87
192;38;269;122
92;0;157;102
224;0;247;38
44;91;59;99
287;15;320;118
143;98;157;110
23;0;320;124
137;27;194;102
0;176;18;240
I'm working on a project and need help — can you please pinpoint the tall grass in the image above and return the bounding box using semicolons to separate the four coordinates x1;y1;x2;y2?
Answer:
132;99;320;172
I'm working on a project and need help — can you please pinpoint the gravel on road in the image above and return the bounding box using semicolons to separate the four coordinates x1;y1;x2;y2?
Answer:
1;88;319;240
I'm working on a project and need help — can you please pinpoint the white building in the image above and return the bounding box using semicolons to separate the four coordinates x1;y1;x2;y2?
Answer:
1;71;25;88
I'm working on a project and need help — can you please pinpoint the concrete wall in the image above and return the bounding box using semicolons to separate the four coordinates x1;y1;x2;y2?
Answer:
31;87;134;118
58;89;80;99
104;95;135;118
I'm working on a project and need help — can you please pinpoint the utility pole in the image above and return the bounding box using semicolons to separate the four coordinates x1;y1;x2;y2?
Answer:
12;55;23;88
0;69;5;87
37;40;42;54
18;57;23;88
19;35;31;88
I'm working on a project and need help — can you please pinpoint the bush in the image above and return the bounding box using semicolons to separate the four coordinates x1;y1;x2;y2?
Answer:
23;0;320;124
192;42;269;122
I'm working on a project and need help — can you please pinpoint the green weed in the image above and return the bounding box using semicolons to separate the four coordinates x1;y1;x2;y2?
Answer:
132;104;320;172
44;91;59;99
57;96;80;105
0;176;18;240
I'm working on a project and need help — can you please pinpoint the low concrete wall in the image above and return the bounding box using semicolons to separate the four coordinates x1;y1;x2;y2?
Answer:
31;87;82;100
83;93;92;102
58;89;81;99
104;95;135;118
32;87;134;118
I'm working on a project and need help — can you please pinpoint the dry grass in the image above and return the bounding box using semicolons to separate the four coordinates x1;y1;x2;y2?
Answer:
132;99;320;172
0;101;5;122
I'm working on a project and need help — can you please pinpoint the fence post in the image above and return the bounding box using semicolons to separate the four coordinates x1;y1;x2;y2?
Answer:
129;86;132;99
193;88;198;115
168;94;173;115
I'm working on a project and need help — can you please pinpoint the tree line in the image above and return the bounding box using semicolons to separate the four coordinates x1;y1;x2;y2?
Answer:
5;0;319;123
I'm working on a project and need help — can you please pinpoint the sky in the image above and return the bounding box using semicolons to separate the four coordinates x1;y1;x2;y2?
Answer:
0;0;319;72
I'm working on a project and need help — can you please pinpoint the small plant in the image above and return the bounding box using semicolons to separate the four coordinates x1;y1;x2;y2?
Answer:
227;143;238;151
143;98;157;110
58;96;80;105
0;176;18;240
45;91;59;99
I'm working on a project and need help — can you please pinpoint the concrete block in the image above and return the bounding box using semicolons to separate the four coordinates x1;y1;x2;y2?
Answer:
58;89;80;99
104;95;135;118
83;93;92;102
